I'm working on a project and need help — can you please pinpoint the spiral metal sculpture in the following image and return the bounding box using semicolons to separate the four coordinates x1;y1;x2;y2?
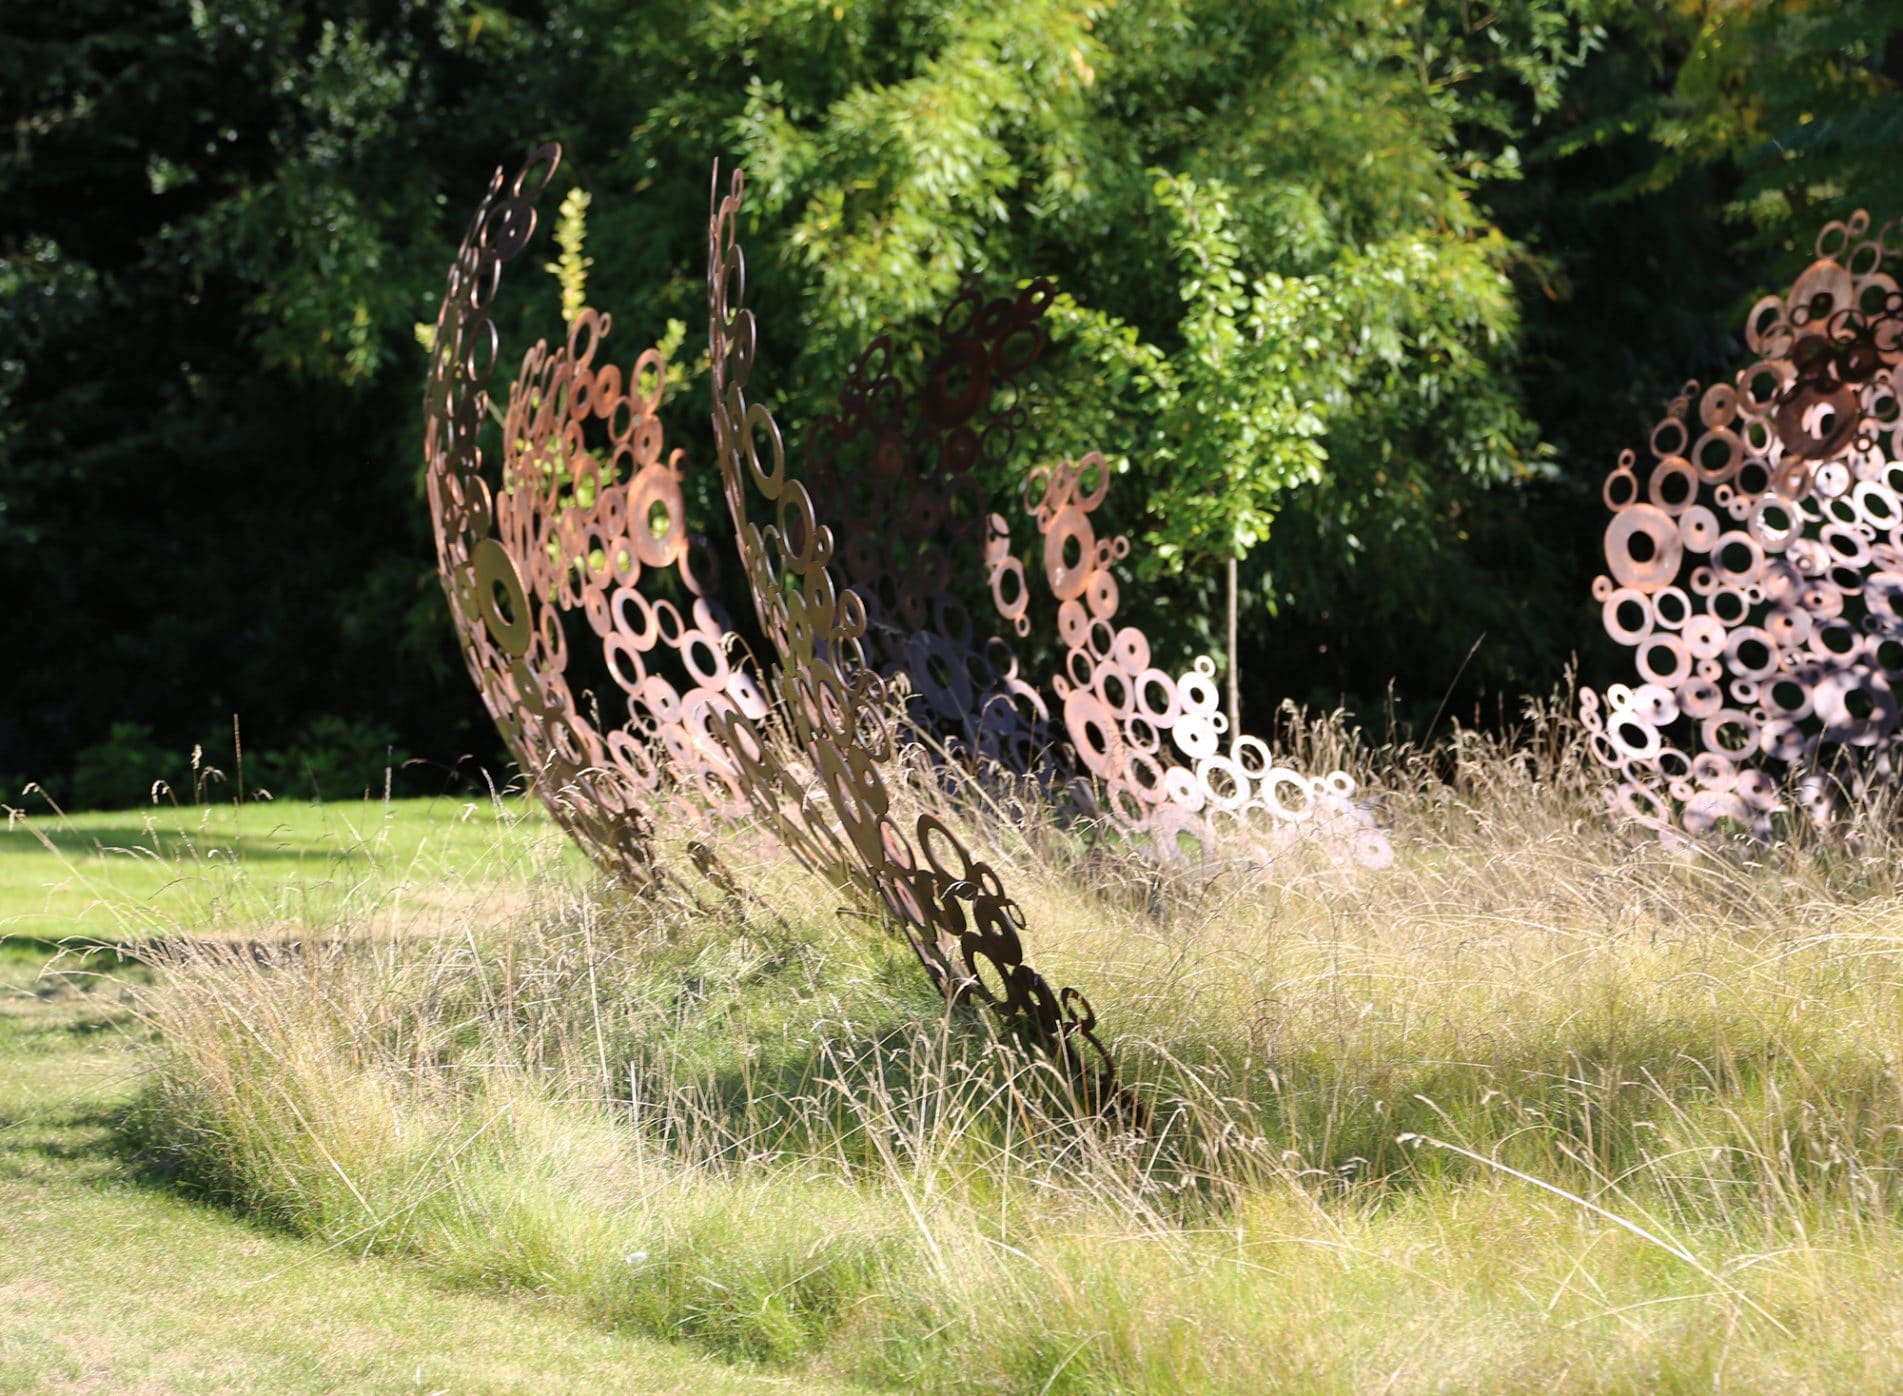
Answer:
1581;210;1903;841
426;144;1391;1102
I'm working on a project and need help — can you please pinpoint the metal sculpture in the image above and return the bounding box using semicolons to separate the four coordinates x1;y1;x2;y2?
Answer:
424;144;757;890
425;143;1394;1107
495;311;762;828
423;145;664;884
1581;210;1903;840
804;280;1067;777
422;147;1119;1095
1013;455;1394;869
701;168;1120;1097
803;289;1390;870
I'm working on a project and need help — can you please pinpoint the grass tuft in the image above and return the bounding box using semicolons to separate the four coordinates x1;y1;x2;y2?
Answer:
112;701;1903;1391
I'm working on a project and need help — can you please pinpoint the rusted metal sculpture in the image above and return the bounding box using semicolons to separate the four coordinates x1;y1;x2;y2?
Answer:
804;280;1067;777
1581;210;1903;841
1012;455;1394;869
423;145;663;885
424;144;757;890
701;168;1119;1096
802;281;1390;870
426;143;1394;1106
423;146;1119;1095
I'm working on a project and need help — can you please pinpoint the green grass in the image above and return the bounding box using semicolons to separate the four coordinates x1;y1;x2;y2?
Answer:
0;860;853;1392
0;794;579;939
27;715;1903;1390
102;715;1903;1393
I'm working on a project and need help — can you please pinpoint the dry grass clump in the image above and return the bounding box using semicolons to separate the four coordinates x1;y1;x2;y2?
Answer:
127;703;1903;1391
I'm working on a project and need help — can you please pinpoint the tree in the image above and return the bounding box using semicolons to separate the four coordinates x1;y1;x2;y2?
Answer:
1042;172;1336;735
1631;0;1903;250
699;0;1607;726
0;0;544;794
14;0;1889;801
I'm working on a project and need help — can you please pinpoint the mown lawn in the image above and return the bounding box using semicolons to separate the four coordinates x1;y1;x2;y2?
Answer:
0;806;856;1394
0;795;576;940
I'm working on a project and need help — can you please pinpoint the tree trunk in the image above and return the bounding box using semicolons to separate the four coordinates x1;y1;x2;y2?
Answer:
1225;553;1240;746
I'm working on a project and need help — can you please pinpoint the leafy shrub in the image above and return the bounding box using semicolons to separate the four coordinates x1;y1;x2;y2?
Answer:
68;722;182;810
255;715;407;802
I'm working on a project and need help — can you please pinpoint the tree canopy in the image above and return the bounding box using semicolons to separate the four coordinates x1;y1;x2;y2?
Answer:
4;0;1899;805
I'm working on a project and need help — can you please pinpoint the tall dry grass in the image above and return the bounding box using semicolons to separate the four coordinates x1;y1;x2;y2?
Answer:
127;700;1903;1391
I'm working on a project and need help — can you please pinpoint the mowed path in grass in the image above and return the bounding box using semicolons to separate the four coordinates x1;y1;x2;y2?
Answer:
0;800;846;1394
0;795;575;941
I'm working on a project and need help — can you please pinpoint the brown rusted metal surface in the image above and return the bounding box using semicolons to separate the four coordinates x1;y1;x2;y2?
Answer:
424;143;754;890
701;168;1121;1099
1011;455;1394;869
496;310;761;827
804;281;1067;776
802;285;1390;871
422;144;664;884
1581;209;1903;841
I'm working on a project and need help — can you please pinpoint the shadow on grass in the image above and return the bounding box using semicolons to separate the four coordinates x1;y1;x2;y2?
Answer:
609;943;1130;1174
0;934;152;964
0;823;394;868
1;933;360;975
0;948;238;1207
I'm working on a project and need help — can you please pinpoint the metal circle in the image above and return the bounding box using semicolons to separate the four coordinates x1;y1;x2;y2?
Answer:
1605;506;1683;590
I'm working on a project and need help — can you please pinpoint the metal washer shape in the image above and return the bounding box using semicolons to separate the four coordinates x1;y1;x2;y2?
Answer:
1581;209;1903;841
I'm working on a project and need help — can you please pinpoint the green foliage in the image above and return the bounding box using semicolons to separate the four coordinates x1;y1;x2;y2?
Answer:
547;187;594;325
256;715;407;802
1628;0;1903;248
678;0;1609;702
4;0;1897;792
69;722;182;810
1050;170;1544;583
60;715;407;810
1127;170;1333;569
1;0;525;803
